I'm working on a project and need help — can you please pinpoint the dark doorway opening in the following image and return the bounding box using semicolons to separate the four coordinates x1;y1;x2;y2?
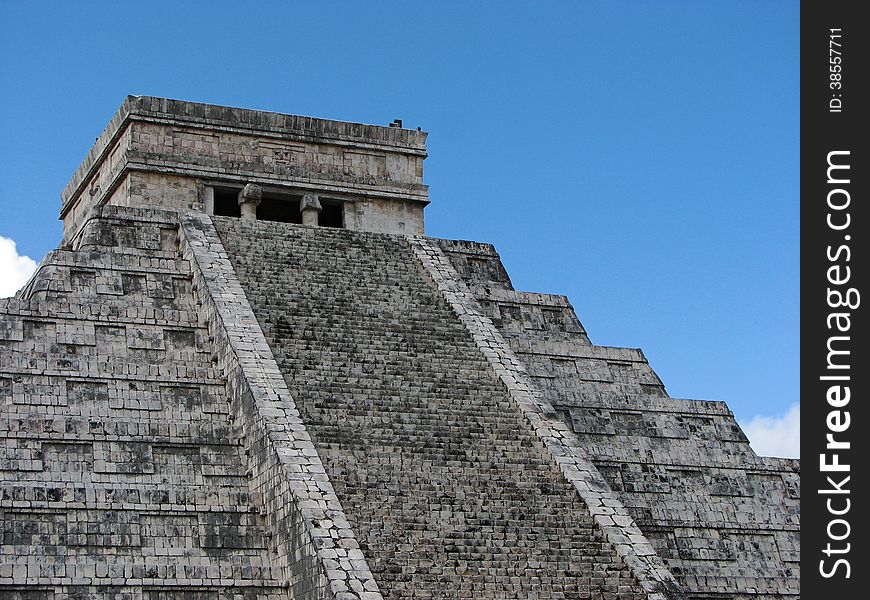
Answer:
211;187;342;227
258;196;302;224
319;200;344;228
213;188;241;217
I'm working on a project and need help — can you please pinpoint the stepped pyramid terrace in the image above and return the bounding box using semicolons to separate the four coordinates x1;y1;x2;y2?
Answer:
0;96;799;599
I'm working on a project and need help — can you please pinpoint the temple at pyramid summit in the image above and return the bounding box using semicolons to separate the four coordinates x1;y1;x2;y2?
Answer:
0;96;799;599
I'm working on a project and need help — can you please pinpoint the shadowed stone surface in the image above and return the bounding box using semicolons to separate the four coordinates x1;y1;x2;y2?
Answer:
215;218;650;599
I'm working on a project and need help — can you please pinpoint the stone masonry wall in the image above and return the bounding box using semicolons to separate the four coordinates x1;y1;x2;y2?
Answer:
179;211;382;600
0;207;289;598
436;239;800;599
410;237;683;600
215;217;665;599
61;97;429;241
1;201;798;598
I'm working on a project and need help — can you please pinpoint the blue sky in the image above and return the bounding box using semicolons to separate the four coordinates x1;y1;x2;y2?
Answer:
0;1;799;455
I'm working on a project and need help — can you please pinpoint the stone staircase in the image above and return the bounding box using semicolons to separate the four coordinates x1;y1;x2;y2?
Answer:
436;239;800;599
215;217;649;600
0;206;797;598
0;209;289;598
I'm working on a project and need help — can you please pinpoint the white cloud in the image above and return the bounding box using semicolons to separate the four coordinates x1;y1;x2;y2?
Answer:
742;403;800;458
0;236;38;298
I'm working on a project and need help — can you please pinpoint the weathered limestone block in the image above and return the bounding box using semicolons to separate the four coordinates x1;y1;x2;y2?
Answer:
434;236;799;598
300;193;322;226
59;97;429;241
239;183;264;221
0;208;291;598
216;217;673;599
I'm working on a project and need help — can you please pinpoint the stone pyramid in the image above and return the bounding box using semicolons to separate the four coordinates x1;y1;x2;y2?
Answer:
0;97;799;599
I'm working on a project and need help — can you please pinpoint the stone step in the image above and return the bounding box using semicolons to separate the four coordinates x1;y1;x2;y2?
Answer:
1;212;287;598
1;508;269;549
1;482;258;512
216;217;647;598
0;438;246;476
0;354;220;381
74;216;181;256
32;249;190;277
1;376;228;416
621;496;800;529
0;586;290;599
0;422;244;448
0;299;200;328
0;567;284;589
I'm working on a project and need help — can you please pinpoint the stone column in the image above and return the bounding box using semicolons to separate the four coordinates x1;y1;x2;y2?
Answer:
238;184;263;221
300;193;322;226
203;186;215;215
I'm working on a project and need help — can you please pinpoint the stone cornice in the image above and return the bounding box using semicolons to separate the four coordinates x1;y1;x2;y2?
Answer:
61;96;429;217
